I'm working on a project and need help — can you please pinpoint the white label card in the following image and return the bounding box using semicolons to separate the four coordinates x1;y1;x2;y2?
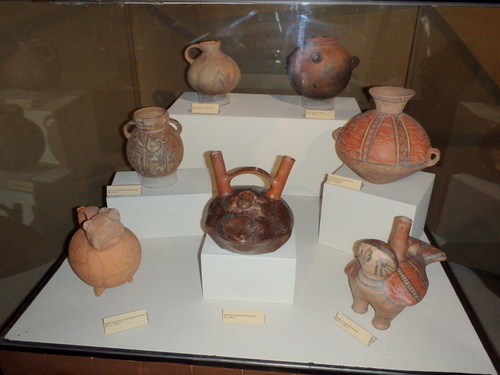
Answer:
106;184;142;197
222;309;265;325
334;312;377;346
326;173;363;191
103;309;149;334
305;109;335;119
191;103;220;114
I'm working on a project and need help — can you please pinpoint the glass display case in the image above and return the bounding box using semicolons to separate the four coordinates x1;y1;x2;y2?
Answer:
0;1;498;374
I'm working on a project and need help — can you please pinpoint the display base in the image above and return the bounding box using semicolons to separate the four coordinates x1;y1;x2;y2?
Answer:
319;165;435;255
168;92;360;197
106;169;213;239
301;95;334;110
140;173;177;189
201;232;297;304
198;93;230;105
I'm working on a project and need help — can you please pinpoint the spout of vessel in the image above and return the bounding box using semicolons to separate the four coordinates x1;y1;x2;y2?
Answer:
266;155;295;200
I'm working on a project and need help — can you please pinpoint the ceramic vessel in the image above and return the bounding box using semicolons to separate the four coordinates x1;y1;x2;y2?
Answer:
184;40;241;105
345;216;447;330
68;206;142;296
0;104;45;171
287;36;359;109
123;107;183;188
333;86;440;184
2;39;60;91
205;151;295;255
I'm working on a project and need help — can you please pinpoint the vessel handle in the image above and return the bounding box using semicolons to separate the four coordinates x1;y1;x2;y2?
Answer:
168;118;182;135
184;44;201;64
228;167;274;187
350;56;360;69
332;127;343;141
122;121;135;139
426;148;441;167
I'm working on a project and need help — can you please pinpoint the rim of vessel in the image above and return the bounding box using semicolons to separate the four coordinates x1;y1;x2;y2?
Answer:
134;107;168;120
369;86;415;100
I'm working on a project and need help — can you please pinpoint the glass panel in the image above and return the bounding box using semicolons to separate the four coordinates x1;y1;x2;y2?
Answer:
0;3;497;354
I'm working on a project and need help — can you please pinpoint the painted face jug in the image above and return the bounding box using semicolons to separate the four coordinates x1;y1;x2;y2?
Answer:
123;107;183;188
344;216;447;330
204;151;295;255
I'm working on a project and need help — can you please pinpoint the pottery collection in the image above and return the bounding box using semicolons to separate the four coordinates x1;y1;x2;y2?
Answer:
124;107;184;188
184;40;241;105
333;86;440;184
204;151;295;255
345;216;447;330
287;36;359;109
68;206;142;296
51;36;446;334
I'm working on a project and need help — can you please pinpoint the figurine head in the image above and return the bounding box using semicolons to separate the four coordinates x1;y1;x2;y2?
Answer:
82;208;124;251
357;240;398;280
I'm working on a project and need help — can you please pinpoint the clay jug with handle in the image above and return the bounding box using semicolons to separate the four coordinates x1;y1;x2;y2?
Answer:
184;40;241;105
123;107;183;188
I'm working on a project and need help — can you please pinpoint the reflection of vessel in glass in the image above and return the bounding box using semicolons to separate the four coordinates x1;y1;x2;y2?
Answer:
0;104;45;171
123;107;183;188
2;39;60;91
184;40;241;105
205;151;295;255
333;86;440;184
287;36;359;110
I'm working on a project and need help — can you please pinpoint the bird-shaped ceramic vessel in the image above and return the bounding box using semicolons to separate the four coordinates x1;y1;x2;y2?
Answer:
68;206;142;296
344;216;446;330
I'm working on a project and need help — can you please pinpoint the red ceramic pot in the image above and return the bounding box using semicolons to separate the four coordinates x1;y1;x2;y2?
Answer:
333;86;440;184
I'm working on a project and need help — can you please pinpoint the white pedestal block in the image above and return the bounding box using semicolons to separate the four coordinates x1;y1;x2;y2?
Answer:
201;232;297;304
168;93;360;197
319;165;435;255
106;169;213;239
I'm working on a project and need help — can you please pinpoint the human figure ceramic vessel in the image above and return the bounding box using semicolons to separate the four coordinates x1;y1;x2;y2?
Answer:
68;206;141;296
184;40;241;105
123;107;183;188
205;151;295;255
287;36;359;110
344;216;447;329
333;86;440;183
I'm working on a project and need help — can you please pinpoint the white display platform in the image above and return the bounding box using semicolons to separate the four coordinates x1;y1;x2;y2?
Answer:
319;165;435;255
3;196;495;374
168;93;360;197
201;232;297;304
106;169;213;239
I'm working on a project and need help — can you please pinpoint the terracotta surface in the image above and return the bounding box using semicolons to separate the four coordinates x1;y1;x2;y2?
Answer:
333;86;440;184
68;206;142;296
286;36;359;100
345;216;447;330
185;40;241;97
123;107;184;186
205;151;295;255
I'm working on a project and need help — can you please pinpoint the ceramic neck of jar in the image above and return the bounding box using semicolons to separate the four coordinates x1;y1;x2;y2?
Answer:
369;86;415;115
133;107;168;131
